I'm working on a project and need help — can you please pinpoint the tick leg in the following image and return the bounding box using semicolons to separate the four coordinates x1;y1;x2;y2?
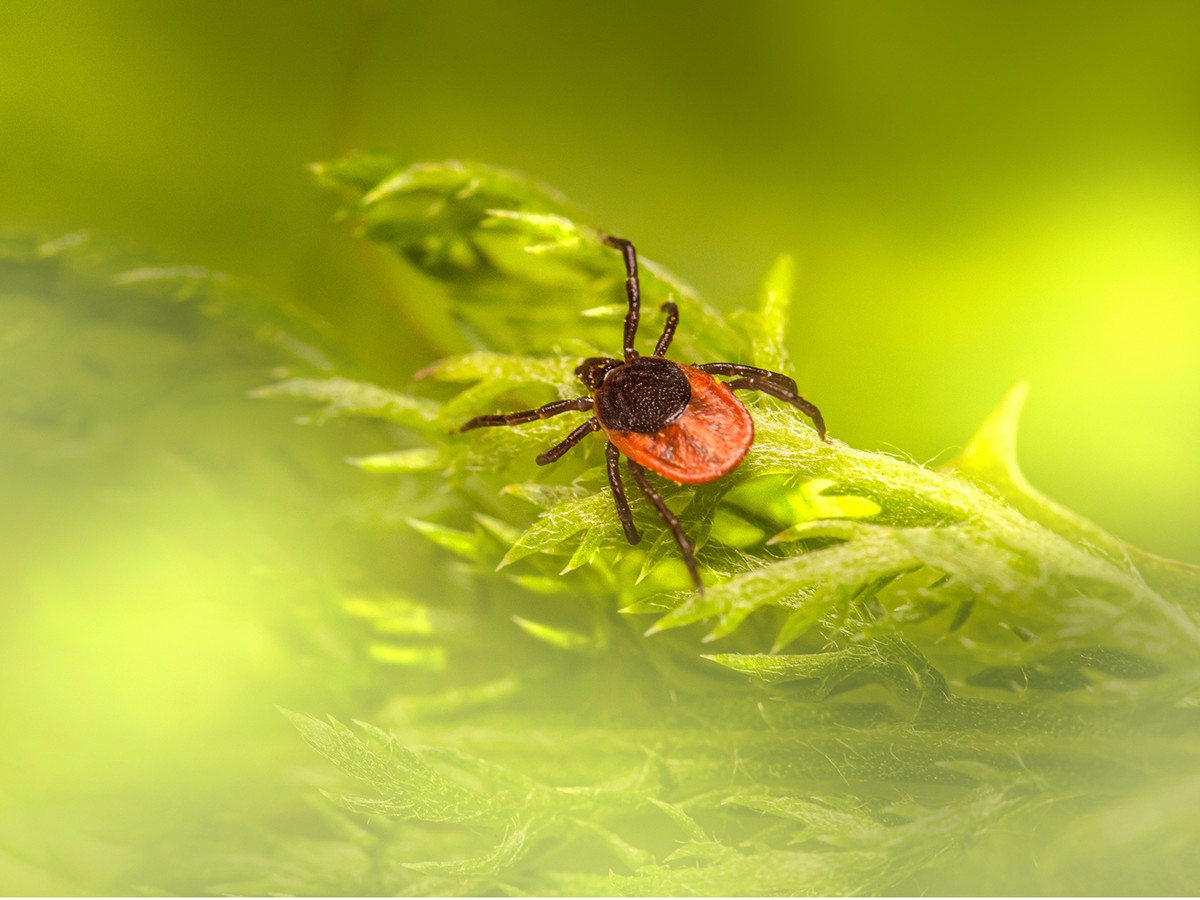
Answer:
606;442;641;545
601;234;641;364
653;301;679;357
726;376;827;441
695;362;798;395
460;396;594;432
627;459;704;593
537;418;600;465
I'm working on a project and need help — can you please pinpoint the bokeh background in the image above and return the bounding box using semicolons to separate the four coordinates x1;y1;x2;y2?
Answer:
2;1;1198;893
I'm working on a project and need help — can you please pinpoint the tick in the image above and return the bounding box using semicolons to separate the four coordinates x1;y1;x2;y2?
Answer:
460;235;826;593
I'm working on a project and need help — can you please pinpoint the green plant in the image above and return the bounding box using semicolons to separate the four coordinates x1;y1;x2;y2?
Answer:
234;159;1200;895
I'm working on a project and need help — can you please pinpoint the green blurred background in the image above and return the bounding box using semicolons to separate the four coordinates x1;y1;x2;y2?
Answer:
2;1;1198;892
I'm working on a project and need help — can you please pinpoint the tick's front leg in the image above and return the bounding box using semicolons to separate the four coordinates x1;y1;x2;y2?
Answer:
459;396;595;432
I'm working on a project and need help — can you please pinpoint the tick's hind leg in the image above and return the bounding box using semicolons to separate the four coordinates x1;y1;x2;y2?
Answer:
537;418;600;465
627;459;703;593
606;442;641;545
726;376;826;441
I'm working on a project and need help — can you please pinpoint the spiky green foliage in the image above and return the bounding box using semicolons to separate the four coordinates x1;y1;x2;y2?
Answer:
251;158;1200;895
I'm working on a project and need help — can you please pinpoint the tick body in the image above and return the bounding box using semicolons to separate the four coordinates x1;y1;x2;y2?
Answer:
598;359;754;484
460;235;826;593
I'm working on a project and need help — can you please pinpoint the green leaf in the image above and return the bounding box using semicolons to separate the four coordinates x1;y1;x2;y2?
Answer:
646;798;712;842
309;152;402;193
341;594;436;636
349;447;443;473
767;478;882;533
406;518;484;562
945;381;1125;558
648;522;923;636
419;350;572;386
723;792;879;841
945;382;1200;608
367;644;447;669
511;616;594;651
282;712;515;825
498;492;616;568
752;253;794;372
314;157;739;362
251;376;440;431
705;640;937;701
405;821;538;877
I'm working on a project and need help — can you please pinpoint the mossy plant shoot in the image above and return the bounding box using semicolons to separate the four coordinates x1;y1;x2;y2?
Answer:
248;158;1200;895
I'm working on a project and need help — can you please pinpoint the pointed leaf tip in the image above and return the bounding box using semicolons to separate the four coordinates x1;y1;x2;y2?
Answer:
754;253;796;371
957;380;1031;478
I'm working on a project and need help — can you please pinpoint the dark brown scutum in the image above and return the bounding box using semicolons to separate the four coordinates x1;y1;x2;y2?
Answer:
595;357;691;434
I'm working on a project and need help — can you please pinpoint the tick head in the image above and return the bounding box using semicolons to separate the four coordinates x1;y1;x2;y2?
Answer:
595;356;691;434
575;356;622;392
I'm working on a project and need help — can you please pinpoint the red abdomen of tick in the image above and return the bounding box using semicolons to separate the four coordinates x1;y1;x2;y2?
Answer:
602;364;754;485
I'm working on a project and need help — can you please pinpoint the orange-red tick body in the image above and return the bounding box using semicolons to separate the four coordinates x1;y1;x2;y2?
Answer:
602;364;753;484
